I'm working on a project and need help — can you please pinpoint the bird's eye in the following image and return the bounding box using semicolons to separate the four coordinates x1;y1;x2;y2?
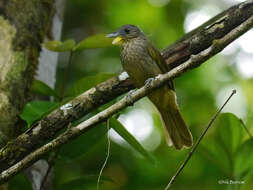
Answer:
124;28;130;34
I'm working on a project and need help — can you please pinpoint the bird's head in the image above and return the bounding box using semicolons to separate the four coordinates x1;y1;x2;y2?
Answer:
106;24;142;45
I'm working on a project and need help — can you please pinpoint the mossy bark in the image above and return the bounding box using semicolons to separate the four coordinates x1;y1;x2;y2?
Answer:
0;0;55;143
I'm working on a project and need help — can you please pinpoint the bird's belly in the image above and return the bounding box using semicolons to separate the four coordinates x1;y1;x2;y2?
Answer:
122;57;161;88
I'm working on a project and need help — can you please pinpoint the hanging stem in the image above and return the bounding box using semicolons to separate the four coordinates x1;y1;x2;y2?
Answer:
239;119;253;140
97;119;111;190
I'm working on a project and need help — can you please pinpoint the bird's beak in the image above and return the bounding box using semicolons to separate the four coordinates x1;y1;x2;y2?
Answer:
106;32;123;45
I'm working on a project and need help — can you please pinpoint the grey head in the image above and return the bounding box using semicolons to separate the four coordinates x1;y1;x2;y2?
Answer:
107;24;144;44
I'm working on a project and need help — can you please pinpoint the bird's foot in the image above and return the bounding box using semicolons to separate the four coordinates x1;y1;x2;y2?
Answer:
145;77;155;87
67;122;73;130
126;90;135;105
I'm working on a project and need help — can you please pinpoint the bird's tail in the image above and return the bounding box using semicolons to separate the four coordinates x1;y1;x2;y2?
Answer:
149;88;192;150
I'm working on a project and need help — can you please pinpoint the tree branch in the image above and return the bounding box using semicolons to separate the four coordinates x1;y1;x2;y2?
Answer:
0;9;252;183
0;0;252;176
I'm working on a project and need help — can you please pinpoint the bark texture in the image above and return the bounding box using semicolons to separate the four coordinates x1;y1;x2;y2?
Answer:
25;0;66;189
0;0;55;143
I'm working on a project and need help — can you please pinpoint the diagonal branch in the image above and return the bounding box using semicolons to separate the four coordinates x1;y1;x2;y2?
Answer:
0;0;252;175
0;10;253;183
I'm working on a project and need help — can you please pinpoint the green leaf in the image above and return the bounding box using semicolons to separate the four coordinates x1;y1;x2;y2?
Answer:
234;139;253;178
9;173;33;190
31;80;58;97
57;175;112;190
74;34;113;51
199;139;231;175
109;118;155;164
199;113;244;176
58;122;109;160
199;113;246;177
44;39;76;52
20;101;59;127
65;73;115;97
215;113;243;155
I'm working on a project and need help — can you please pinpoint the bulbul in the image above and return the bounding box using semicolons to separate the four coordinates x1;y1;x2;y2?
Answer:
107;24;192;149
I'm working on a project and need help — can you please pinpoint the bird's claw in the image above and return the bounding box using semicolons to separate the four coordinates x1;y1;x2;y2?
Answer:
145;77;155;87
126;90;135;105
67;123;73;130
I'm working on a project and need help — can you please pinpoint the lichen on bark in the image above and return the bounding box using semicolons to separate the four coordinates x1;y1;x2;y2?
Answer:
0;16;24;143
0;0;55;143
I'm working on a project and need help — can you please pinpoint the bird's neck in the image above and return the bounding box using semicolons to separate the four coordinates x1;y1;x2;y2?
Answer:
121;36;147;51
120;36;148;65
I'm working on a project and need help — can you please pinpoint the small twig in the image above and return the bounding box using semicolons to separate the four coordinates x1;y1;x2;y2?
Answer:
97;119;111;190
165;89;236;190
239;119;253;140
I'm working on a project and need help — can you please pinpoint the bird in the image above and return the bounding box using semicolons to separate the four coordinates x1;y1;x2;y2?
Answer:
107;24;192;150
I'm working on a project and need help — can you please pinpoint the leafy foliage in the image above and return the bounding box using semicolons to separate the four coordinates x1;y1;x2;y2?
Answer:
44;39;76;52
215;113;243;156
109;118;155;164
58;122;109;161
56;175;112;190
31;80;58;98
65;73;115;97
74;34;113;51
235;139;253;179
9;174;32;190
45;34;113;53
20;101;59;127
200;113;253;187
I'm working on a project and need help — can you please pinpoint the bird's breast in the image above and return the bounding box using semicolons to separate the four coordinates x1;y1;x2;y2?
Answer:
120;39;162;87
120;40;147;63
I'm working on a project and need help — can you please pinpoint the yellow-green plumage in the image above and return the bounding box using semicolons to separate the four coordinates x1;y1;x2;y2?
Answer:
108;24;192;149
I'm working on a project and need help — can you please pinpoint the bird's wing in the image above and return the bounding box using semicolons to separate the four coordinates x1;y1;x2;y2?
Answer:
147;43;168;73
147;43;174;89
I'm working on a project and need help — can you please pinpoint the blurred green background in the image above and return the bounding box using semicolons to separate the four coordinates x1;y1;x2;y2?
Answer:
12;0;253;189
